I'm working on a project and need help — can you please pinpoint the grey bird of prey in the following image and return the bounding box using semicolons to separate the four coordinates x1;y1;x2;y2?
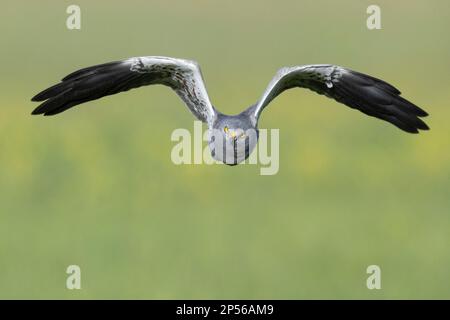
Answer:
31;56;429;165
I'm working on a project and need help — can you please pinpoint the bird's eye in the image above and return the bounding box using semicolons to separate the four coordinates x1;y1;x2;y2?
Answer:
239;133;246;139
224;126;229;133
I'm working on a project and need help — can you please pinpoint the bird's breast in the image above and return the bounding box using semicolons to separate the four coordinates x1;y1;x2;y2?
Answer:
208;132;258;165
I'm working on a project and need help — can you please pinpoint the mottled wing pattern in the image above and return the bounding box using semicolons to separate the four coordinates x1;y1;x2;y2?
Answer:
253;65;429;133
31;56;216;123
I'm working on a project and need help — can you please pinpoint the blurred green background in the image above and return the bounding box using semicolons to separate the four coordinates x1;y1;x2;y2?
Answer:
1;0;449;299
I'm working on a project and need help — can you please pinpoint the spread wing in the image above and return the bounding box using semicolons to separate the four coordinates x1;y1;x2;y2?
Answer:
252;65;429;133
31;56;216;124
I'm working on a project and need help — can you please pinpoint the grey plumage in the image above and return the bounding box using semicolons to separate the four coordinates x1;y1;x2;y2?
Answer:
31;56;429;165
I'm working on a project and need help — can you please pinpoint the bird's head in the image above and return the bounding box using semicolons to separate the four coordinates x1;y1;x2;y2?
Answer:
223;125;247;142
208;114;259;165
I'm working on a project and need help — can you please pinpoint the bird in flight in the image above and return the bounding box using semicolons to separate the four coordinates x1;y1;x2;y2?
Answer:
31;56;429;165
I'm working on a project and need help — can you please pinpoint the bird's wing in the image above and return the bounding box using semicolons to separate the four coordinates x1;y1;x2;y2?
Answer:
31;56;216;123
252;65;429;133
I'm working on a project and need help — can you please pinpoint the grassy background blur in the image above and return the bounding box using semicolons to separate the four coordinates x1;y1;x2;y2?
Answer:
1;0;449;299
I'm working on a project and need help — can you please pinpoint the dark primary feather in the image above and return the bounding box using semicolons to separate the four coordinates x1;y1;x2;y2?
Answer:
255;65;429;134
31;60;155;115
332;70;428;133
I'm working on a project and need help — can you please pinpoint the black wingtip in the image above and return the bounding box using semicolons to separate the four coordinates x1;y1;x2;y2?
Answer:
339;69;431;135
411;125;430;134
391;114;430;134
31;92;46;102
395;115;430;134
31;108;63;116
413;107;428;118
421;124;430;132
31;107;44;115
419;122;430;131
